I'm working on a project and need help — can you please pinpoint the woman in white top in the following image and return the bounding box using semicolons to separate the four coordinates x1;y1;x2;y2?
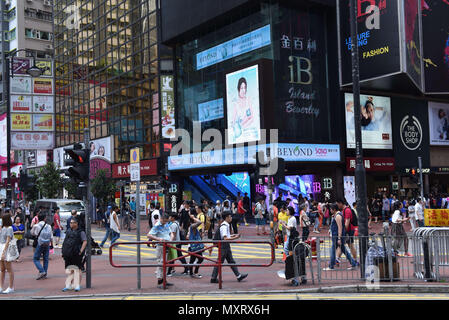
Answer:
0;214;15;294
280;207;297;256
391;202;411;257
407;200;417;231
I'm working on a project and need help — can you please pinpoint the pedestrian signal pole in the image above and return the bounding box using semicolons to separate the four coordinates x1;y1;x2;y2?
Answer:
130;147;141;289
83;129;92;288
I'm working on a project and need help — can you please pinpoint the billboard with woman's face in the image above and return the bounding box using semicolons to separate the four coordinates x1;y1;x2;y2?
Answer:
226;65;261;145
345;93;392;149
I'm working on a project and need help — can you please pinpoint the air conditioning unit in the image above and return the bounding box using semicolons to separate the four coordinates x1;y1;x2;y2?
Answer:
43;0;52;6
46;44;53;50
26;0;33;3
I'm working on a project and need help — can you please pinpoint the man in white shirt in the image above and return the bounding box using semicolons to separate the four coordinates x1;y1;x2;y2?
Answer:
210;212;248;283
415;198;425;228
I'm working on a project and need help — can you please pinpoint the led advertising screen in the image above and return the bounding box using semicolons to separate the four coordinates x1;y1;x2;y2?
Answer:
345;93;392;149
428;101;449;146
226;65;261;145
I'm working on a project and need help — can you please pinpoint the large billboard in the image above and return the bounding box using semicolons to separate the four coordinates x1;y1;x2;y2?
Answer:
88;136;113;162
160;75;175;139
338;0;401;85
422;1;449;93
404;0;422;89
225;64;261;145
428;101;449;145
345;93;392;149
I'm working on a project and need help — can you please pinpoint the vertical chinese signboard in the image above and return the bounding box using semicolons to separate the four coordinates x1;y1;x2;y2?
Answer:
160;75;175;139
10;58;54;170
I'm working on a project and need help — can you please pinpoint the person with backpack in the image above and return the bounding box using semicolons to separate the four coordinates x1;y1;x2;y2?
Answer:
210;211;248;284
31;213;53;280
337;199;358;264
100;205;112;248
61;217;87;292
323;203;358;271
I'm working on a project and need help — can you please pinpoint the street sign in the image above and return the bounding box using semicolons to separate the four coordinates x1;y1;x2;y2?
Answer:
129;147;141;289
130;163;140;182
130;147;139;164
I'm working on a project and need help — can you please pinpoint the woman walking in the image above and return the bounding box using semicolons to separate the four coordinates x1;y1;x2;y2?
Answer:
12;216;25;260
0;214;16;293
187;215;204;278
391;202;412;257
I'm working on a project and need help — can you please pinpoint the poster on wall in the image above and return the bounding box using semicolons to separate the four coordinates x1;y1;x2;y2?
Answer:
338;0;401;85
11;95;32;112
422;1;449;93
226;65;261;145
88;136;113;162
10;77;32;94
33;114;54;131
33;78;53;94
12;58;31;75
33;95;54;113
345;93;392;149
36;150;47;167
344;176;356;209
11;114;32;131
160;75;175;139
35;60;53;77
428;101;449;145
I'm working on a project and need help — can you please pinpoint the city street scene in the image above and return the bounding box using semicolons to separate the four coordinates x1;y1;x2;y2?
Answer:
0;0;449;308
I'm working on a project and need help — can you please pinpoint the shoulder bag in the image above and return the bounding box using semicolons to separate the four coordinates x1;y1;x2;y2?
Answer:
33;222;47;248
6;237;19;262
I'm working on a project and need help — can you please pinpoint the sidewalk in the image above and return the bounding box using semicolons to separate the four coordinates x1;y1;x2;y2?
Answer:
1;219;443;299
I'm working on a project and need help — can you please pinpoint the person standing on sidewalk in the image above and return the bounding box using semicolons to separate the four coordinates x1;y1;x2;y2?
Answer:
0;214;15;294
31;213;52;280
53;207;63;248
323;204;357;271
254;198;267;236
210;211;248;284
242;193;250;226
109;206;121;246
415;198;425;227
408;199;417;231
382;193;390;223
12;216;25;258
299;204;310;242
147;213;174;288
187;214;205;278
62;217;87;292
280;207;297;256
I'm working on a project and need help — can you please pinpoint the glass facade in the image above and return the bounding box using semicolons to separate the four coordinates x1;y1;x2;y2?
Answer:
54;0;170;163
175;2;334;149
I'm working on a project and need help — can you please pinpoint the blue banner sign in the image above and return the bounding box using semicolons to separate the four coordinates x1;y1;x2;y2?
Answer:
196;25;271;70
198;98;224;122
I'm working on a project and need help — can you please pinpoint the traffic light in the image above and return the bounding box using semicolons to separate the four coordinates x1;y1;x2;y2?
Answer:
64;143;90;183
19;171;36;193
409;167;420;184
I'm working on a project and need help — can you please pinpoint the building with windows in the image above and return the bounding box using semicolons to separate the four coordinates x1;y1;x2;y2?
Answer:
53;0;172;209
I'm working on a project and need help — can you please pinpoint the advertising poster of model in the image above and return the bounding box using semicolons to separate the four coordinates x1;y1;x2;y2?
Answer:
345;93;392;149
344;176;356;209
226;65;261;145
88;136;113;162
428;101;449;145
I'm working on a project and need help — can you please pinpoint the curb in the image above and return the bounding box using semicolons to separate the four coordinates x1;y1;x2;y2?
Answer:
23;284;449;300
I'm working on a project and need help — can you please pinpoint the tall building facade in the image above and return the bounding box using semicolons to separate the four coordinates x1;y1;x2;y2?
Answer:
53;0;172;207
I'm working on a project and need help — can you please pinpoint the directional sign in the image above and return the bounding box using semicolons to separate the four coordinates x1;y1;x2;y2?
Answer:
130;148;140;181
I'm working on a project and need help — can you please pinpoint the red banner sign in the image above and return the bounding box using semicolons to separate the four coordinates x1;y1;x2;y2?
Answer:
346;157;395;172
112;159;158;178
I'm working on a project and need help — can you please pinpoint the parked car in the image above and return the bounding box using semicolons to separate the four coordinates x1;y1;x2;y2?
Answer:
34;199;85;229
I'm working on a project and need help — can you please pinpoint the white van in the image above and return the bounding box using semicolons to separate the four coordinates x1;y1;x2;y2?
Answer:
34;199;85;230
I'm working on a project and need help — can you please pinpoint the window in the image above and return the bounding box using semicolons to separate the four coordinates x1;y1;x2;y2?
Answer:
24;8;53;22
25;28;53;41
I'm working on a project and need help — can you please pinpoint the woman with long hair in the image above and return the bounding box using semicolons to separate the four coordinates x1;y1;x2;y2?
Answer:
0;214;15;293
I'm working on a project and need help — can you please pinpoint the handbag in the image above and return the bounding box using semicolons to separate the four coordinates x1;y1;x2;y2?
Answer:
6;238;19;262
33;222;47;248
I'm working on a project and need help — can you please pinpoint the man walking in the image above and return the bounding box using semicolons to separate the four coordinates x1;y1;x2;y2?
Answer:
382;193;390;223
147;213;174;288
100;206;112;248
31;213;53;280
415;198;425;227
337;199;358;263
210;211;248;283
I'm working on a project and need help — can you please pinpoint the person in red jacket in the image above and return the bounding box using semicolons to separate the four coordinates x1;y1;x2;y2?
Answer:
237;198;248;226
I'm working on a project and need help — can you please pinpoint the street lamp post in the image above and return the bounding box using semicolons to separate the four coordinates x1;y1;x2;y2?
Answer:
349;0;369;278
4;49;45;207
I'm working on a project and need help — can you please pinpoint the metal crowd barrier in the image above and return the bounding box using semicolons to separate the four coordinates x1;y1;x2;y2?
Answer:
109;240;275;289
412;227;449;281
292;241;314;285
